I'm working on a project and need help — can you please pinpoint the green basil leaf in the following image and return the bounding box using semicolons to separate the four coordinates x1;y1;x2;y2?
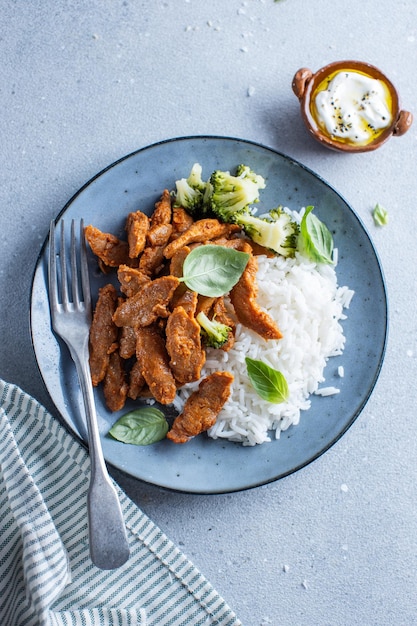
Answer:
300;205;334;264
109;407;168;445
245;357;289;403
181;244;250;297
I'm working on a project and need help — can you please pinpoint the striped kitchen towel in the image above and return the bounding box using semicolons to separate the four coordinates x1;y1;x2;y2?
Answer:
0;380;242;626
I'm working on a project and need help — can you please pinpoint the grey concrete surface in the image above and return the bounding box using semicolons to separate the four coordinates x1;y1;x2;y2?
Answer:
1;1;416;624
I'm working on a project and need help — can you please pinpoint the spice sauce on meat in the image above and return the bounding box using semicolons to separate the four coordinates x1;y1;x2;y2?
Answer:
135;325;177;405
163;218;240;259
230;248;282;341
113;275;180;328
167;372;234;443
125;211;149;258
103;351;129;412
166;305;206;384
85;225;132;268
89;284;119;386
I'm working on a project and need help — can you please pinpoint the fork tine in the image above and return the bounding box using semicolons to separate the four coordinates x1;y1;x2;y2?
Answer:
79;219;92;314
70;220;80;306
49;219;91;312
60;220;69;309
48;220;58;311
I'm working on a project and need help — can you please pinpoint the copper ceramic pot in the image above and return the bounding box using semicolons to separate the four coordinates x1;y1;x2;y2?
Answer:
292;60;413;153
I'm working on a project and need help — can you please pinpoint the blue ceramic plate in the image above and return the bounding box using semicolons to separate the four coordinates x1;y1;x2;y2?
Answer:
30;136;388;494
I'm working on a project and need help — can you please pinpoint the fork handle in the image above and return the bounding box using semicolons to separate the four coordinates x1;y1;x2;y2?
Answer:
73;348;130;570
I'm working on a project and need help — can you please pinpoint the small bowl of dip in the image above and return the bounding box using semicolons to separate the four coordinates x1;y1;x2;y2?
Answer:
292;60;413;153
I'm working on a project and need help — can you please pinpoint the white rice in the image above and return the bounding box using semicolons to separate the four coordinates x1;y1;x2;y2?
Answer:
176;247;354;446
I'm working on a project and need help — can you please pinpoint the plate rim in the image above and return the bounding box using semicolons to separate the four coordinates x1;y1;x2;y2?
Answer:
29;134;389;494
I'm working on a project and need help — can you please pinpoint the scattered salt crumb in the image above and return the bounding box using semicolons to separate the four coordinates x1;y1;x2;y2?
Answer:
261;618;272;625
240;46;248;52
337;365;345;377
407;35;415;42
237;7;246;15
301;579;308;589
406;349;414;357
341;544;349;551
207;20;212;27
283;564;290;573
92;33;99;40
247;86;256;97
340;483;349;493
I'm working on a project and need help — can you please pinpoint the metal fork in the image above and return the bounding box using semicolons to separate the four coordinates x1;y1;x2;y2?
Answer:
48;219;130;570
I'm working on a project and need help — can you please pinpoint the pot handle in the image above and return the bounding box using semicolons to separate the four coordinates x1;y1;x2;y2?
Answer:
292;68;313;99
393;110;413;136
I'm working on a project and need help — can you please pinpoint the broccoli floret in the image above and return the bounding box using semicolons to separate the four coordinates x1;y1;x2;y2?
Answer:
174;178;204;212
236;207;299;257
209;167;265;223
196;311;231;349
235;164;266;189
186;162;206;192
174;163;266;221
173;163;209;214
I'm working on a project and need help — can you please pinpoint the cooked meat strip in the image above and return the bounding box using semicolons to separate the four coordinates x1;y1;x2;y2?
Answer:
103;351;129;412
246;239;276;257
150;189;172;226
167;371;234;443
119;325;137;359
125;210;150;258
147;223;173;248
117;265;150;298
89;284;119;386
113;275;180;328
127;360;146;400
135;325;177;405
207;237;235;247
165;305;206;384
196;295;217;316
168;246;197;314
135;191;173;274
221;237;252;252
222;235;274;257
171;206;194;239
167;245;188;307
85;225;131;268
138;244;166;276
229;251;282;341
146;189;173;247
169;245;190;277
163;219;241;259
170;288;198;317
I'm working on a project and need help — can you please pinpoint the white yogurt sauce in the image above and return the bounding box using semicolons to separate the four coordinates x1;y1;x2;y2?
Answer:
313;70;393;144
